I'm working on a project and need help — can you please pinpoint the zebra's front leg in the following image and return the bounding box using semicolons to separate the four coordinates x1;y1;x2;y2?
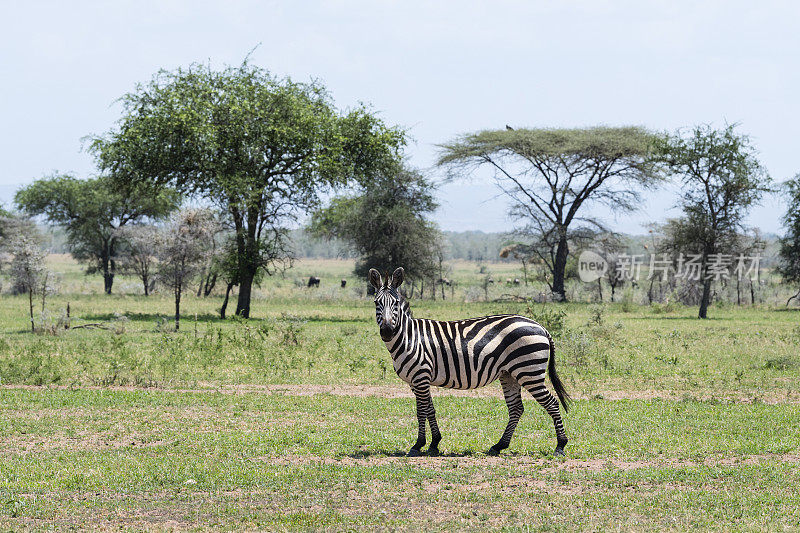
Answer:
408;383;440;456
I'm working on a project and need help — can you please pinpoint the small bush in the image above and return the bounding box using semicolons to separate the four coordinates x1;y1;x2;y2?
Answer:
564;331;593;369
526;302;567;337
764;357;798;370
588;304;604;326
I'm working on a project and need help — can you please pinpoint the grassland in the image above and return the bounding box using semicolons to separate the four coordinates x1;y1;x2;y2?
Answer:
1;256;799;530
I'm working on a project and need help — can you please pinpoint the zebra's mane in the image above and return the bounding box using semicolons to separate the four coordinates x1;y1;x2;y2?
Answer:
401;296;412;318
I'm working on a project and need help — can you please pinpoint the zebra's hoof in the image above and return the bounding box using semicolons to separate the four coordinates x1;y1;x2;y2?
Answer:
427;446;440;456
407;448;422;457
487;446;502;456
554;447;565;457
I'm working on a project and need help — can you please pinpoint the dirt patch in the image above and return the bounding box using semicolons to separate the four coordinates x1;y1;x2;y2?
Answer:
1;432;172;456
5;382;798;404
260;451;800;471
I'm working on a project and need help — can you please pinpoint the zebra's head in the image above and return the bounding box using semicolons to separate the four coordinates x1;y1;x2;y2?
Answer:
369;267;406;341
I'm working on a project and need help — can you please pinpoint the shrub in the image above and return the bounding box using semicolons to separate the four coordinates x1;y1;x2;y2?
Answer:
526;301;567;337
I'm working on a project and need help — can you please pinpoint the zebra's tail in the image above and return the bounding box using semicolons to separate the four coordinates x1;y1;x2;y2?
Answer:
547;333;571;413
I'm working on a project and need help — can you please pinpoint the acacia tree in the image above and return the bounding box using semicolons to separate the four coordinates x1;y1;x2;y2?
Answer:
157;209;215;331
778;174;800;305
499;243;535;287
15;175;179;294
91;62;404;317
438;127;661;301
0;206;11;247
115;224;161;296
657;124;770;318
1;209;37;252
194;213;226;297
9;236;50;332
593;233;625;303
309;164;442;288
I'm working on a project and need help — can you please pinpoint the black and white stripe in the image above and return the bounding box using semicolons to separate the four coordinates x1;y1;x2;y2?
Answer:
370;267;570;457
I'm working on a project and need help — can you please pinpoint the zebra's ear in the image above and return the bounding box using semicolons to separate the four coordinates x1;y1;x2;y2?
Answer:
390;267;405;289
368;268;382;290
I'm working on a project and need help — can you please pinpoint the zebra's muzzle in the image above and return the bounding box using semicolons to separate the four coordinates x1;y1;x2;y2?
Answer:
379;323;395;341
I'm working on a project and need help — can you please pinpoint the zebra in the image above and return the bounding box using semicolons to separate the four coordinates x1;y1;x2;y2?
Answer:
370;267;570;457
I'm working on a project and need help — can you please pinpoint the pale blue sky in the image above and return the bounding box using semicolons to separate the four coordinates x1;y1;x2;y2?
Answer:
2;0;798;234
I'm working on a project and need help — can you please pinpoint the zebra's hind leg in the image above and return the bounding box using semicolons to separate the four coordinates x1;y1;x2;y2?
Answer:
427;393;442;456
519;379;568;456
488;372;524;455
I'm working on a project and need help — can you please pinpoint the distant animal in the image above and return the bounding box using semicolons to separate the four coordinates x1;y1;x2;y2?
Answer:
437;278;451;286
369;267;570;457
341;279;347;288
505;124;514;131
513;278;521;285
366;285;376;296
307;276;320;288
505;278;513;285
487;278;494;284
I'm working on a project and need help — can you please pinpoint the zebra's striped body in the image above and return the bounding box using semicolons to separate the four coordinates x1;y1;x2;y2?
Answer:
371;267;570;456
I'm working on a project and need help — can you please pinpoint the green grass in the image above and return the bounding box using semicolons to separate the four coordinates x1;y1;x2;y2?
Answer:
0;256;799;530
1;389;798;530
1;282;798;401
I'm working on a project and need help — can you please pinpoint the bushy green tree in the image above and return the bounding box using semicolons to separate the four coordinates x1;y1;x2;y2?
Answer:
657;124;771;318
438;126;661;301
778;174;800;305
15;175;179;294
310;164;442;285
91;62;404;317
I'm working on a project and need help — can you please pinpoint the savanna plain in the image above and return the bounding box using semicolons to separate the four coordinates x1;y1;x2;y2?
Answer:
1;256;799;531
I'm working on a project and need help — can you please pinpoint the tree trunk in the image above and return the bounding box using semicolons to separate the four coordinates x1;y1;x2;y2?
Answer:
103;273;113;295
41;272;48;312
597;278;603;302
736;277;741;306
220;282;233;319
101;255;114;295
750;279;755;305
698;278;712;319
196;270;205;297
203;272;217;297
610;283;616;303
236;267;256;318
142;275;149;296
787;289;800;307
551;236;569;302
522;258;528;287
29;288;35;333
175;285;181;331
